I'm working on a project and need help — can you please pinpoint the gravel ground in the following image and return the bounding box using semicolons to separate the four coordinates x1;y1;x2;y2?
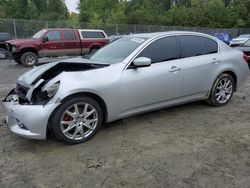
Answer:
0;59;250;188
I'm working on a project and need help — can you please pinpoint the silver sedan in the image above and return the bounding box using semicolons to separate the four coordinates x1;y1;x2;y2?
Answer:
3;31;249;144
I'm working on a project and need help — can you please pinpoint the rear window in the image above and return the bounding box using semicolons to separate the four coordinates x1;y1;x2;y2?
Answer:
180;36;207;58
180;35;218;58
81;31;105;39
206;38;218;54
64;30;76;40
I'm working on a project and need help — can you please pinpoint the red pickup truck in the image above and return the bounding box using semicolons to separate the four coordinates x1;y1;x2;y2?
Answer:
7;28;109;66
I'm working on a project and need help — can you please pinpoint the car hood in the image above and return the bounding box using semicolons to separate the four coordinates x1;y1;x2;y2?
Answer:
7;38;38;45
17;57;110;86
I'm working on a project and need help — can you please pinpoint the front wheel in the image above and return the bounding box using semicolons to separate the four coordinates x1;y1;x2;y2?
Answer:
0;48;8;59
20;52;38;67
51;96;103;144
206;74;235;107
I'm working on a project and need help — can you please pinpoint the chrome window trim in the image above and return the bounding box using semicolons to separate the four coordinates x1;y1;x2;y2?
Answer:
124;33;220;70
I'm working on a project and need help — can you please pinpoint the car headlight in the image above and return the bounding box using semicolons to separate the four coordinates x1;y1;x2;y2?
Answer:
12;45;16;51
41;82;60;98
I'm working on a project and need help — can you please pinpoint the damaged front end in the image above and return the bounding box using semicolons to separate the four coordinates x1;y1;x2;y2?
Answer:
3;60;109;139
2;87;60;140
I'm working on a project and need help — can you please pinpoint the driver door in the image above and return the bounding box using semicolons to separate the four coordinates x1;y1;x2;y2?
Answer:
120;36;183;115
40;30;64;57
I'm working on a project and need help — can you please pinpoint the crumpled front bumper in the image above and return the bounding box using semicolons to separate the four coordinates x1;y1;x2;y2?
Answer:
2;89;60;140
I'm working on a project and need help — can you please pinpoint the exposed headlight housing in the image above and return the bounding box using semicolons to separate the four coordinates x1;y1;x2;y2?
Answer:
41;82;60;98
12;45;17;52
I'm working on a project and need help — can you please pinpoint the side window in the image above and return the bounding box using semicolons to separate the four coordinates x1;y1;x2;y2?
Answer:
243;40;250;47
180;36;207;58
82;31;105;38
206;38;218;54
46;31;61;41
137;37;180;63
64;30;76;40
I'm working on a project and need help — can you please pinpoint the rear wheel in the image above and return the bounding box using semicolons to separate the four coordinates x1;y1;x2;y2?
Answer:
206;74;235;107
51;96;103;144
89;46;100;54
20;52;38;67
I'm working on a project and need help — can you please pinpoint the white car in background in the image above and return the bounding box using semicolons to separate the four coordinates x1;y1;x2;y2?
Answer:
230;34;250;47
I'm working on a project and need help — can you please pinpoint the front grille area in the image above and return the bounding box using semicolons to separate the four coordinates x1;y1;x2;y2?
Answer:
15;82;29;100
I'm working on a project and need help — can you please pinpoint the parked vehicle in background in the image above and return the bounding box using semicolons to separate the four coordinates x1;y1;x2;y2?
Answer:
7;29;109;66
109;35;123;43
3;31;249;144
230;34;250;47
0;32;12;59
233;39;250;68
214;33;232;45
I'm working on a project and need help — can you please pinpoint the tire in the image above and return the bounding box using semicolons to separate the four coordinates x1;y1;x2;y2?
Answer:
0;48;8;59
51;96;103;144
206;73;235;107
20;51;38;67
12;53;21;64
89;47;100;54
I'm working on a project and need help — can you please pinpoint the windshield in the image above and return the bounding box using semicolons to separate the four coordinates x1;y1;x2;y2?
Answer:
32;29;47;39
238;34;250;38
89;36;146;64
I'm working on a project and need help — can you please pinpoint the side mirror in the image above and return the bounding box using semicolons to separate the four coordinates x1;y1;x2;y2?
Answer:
42;36;49;42
133;57;151;67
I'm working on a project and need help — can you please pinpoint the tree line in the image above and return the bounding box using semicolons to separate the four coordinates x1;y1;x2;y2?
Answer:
79;0;250;28
1;0;250;28
0;0;69;21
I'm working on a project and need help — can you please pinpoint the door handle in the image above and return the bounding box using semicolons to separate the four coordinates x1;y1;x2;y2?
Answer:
169;66;181;72
211;58;221;64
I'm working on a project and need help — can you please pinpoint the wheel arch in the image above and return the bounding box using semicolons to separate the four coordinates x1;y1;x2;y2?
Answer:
207;69;238;99
89;43;101;50
219;70;237;91
20;47;38;56
47;92;108;136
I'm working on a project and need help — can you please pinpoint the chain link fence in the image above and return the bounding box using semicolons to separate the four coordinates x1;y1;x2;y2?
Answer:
1;18;250;38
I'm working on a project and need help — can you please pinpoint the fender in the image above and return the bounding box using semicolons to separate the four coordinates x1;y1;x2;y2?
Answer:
14;45;39;55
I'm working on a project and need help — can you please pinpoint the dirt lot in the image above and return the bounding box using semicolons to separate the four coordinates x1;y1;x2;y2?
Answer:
0;59;250;188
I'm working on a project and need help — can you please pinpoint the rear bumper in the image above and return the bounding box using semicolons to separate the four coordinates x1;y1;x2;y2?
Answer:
2;89;60;140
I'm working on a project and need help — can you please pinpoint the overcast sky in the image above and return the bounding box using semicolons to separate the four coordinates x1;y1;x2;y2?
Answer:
65;0;79;13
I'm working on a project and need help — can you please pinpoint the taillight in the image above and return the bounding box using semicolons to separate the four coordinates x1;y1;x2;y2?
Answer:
243;53;248;62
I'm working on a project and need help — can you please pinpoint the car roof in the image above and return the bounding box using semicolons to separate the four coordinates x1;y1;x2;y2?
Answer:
43;28;105;32
129;31;215;39
45;28;75;31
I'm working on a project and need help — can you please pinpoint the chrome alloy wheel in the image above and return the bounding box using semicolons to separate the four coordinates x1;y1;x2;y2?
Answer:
25;55;36;65
215;78;233;104
60;103;98;140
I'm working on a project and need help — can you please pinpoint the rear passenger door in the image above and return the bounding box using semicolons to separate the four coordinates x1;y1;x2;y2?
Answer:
62;30;81;56
179;35;220;100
